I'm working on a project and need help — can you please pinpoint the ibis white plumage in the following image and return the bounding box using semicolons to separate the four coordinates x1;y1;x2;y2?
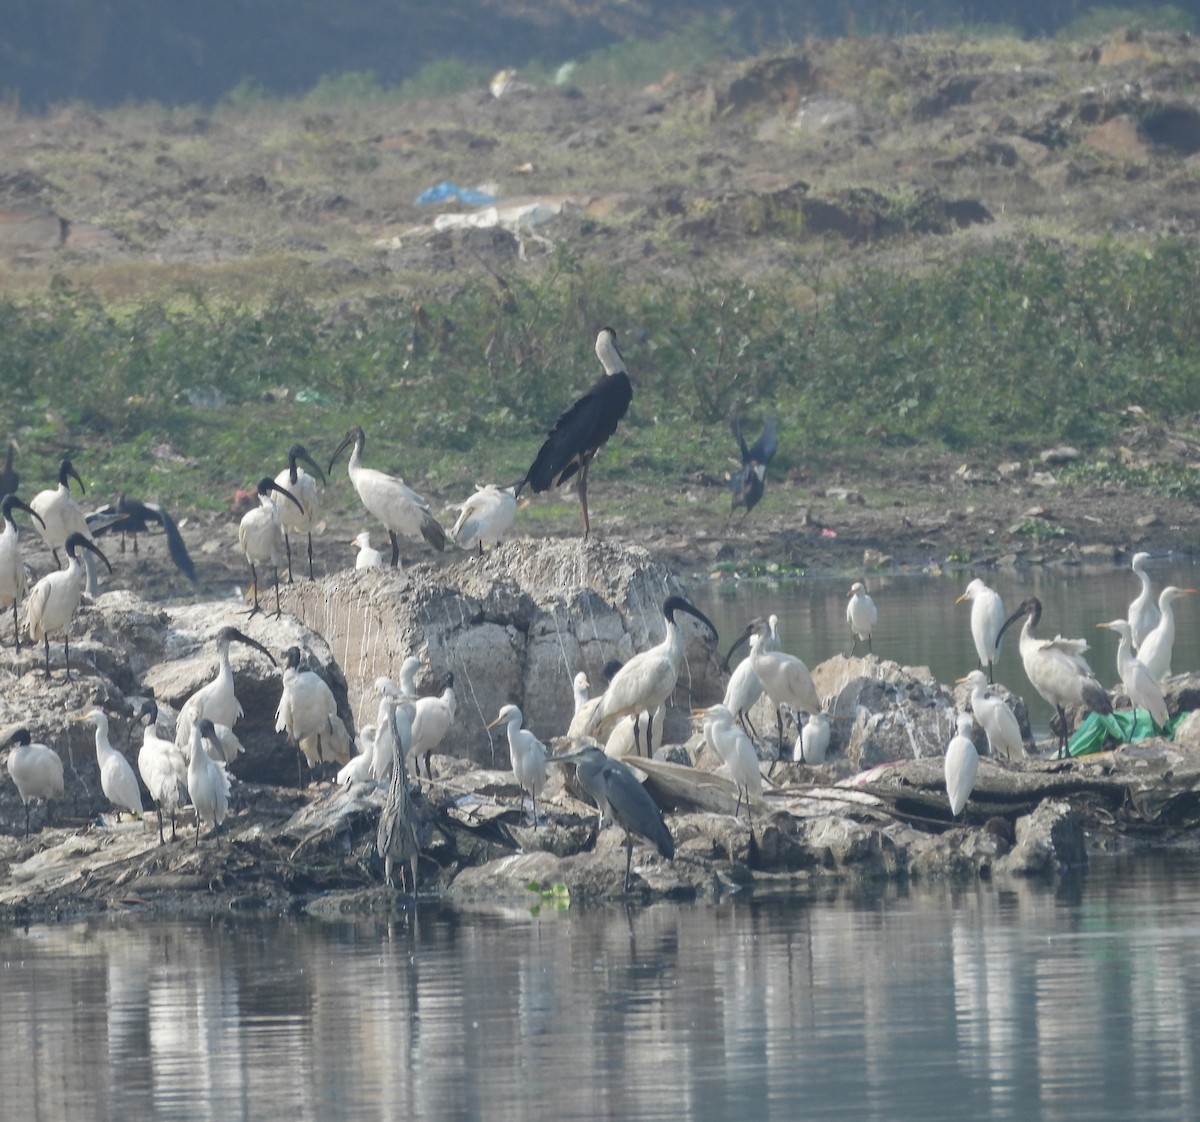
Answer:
175;626;277;753
487;704;549;825
959;669;1024;762
78;708;144;819
956;578;1005;683
846;581;877;655
275;645;352;785
996;596;1112;757
328;425;446;567
30;457;89;568
1135;586;1196;682
239;476;305;618
3;727;64;836
274;443;326;582
25;531;112;679
1097;618;1169;730
450;483;518;554
578;596;718;754
744;624;821;753
1128;552;1161;650
136;699;188;843
187;719;231;842
944;712;979;818
0;494;45;651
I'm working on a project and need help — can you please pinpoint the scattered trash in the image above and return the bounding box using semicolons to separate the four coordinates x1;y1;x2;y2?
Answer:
490;68;518;99
1069;708;1186;756
415;181;496;206
294;389;332;405
432;200;567;232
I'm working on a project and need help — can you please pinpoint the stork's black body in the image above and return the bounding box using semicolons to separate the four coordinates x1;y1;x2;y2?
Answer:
520;327;632;538
89;495;197;582
727;415;778;523
0;443;18;498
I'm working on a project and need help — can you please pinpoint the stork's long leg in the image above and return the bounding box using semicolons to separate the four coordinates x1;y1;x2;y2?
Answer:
578;455;593;539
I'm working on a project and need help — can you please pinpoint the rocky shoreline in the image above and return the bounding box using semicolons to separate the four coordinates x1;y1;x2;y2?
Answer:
2;538;1198;925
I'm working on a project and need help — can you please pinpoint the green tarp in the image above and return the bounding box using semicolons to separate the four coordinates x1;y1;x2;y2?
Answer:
1068;709;1189;757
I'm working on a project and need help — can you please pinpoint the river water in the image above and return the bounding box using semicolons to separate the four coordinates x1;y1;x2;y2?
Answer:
4;851;1200;1121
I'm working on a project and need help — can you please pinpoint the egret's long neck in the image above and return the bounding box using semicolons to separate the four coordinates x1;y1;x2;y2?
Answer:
1116;631;1135;673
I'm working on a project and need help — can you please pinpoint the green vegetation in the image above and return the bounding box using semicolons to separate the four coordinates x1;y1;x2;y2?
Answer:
3;235;1199;508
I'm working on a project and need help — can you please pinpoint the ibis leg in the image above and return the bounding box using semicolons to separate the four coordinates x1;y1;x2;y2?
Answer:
11;602;19;651
306;533;315;580
272;564;283;619
64;632;70;679
247;561;262;618
23;802;30;838
43;633;51;678
156;804;165;844
389;530;401;568
283;531;295;584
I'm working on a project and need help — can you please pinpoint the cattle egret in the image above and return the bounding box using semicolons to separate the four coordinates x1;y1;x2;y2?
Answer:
410;674;457;781
3;727;64;836
1136;586;1196;682
274;443;326;582
136;700;188;843
78;709;144;819
328;425;446;567
518;327;633;538
352;530;384;569
554;744;674;892
239;477;304;618
1128;552;1160;650
187;719;231;842
488;704;549;825
176;626;276;752
695;703;762;819
274;645;352;785
26;531;112;679
945;712;979;818
956;578;1005;683
336;725;377;788
0;494;45;650
959;670;1025;762
579;596;717;753
846;581;877;655
795;712;831;764
30;457;88;568
1097;618;1169;731
450;483;518;553
997;597;1112;757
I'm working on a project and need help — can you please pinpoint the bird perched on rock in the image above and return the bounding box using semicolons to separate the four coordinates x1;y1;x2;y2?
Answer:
449;482;519;554
1135;586;1196;682
88;495;196;582
944;712;979;819
410;673;457;781
694;703;762;820
3;727;64;836
957;578;1005;684
518;327;632;538
553;744;674;892
488;704;549;825
77;708;144;820
175;626;277;752
274;645;352;785
846;581;877;655
26;531;112;679
30;457;89;569
273;443;326;582
136;699;188;843
239;477;305;618
795;712;830;764
1097;618;1169;731
377;700;420;892
0;494;45;650
959;670;1024;763
187;719;231;842
726;414;777;524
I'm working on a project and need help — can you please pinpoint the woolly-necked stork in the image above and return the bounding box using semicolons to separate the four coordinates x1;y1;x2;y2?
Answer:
727;414;777;524
88;495;197;582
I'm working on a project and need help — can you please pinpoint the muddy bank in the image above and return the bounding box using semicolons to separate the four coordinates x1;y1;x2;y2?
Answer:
2;539;1199;924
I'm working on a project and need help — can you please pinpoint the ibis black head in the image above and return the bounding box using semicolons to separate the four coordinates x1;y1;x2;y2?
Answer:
198;717;219;744
284;646;303;670
256;477;305;513
997;597;1042;644
1;493;45;530
328;426;366;475
138;697;160;726
602;658;625;683
65;531;112;572
722;616;768;670
287;443;326;486
662;595;718;645
216;626;278;666
59;457;85;495
4;728;32;748
440;670;455;692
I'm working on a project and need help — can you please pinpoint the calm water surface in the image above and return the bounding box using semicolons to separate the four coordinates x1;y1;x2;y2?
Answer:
5;852;1200;1121
691;558;1200;736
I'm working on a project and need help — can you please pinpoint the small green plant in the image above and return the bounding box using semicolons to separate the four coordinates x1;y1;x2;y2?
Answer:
527;881;571;914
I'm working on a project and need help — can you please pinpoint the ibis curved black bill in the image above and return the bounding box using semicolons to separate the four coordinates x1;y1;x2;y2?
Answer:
1;493;45;530
288;443;327;486
216;625;278;667
64;531;112;573
328;426;365;476
257;477;304;514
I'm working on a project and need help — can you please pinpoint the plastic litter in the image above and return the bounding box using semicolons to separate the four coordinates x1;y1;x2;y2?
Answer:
1068;708;1188;756
415;181;496;206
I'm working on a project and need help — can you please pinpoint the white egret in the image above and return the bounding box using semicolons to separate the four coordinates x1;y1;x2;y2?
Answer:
3;727;64;836
578;596;718;753
377;701;420;891
1135;586;1196;682
996;597;1112;757
572;671;591;715
1097;618;1169;730
959;670;1025;763
553;744;674;892
795;712;831;764
695;703;762;819
77;708;144;819
0;493;45;650
745;627;821;754
956;578;1005;683
410;674;457;780
274;645;352;785
274;443;326;582
25;531;112;679
187;719;231;842
1128;552;1161;650
518;327;633;538
846;581;878;655
175;626;277;752
135;700;188;843
328;425;446;568
336;724;377;788
450;483;518;553
239;476;305;618
722;650;763;739
352;530;384;570
487;704;549;825
30;457;89;568
605;703;666;760
945;712;979;818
